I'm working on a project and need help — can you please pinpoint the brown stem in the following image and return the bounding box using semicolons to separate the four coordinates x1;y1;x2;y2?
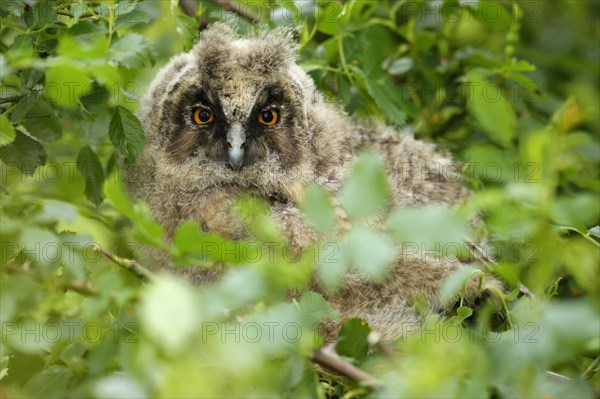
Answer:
178;0;197;17
211;0;261;23
311;347;380;387
94;245;156;282
3;264;97;296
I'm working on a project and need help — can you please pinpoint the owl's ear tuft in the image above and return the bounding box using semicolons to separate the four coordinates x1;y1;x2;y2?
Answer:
243;27;300;74
192;23;238;74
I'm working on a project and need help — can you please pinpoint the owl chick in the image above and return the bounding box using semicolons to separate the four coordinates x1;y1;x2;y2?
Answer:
122;24;485;342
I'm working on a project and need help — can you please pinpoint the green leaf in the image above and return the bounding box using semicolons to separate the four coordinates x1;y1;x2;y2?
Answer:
25;2;57;30
76;146;105;206
438;266;477;306
19;98;62;141
336;318;371;361
56;35;108;60
115;6;152;31
45;65;92;107
464;76;516;146
176;15;199;51
302;184;335;233
345;228;395;282
173;220;240;265
109;33;156;69
456;306;473;320
140;276;201;352
94;374;147;399
341;152;389;220
365;79;407;126
109;106;145;164
23;367;73;399
104;177;165;247
387;206;471;252
297;291;339;323
0;131;46;175
0;115;16;146
7;34;34;64
387;57;414;75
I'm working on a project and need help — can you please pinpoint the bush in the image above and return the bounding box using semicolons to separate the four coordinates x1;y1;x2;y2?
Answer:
1;1;598;397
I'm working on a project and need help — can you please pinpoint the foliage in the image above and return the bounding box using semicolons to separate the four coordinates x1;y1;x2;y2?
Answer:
1;0;598;398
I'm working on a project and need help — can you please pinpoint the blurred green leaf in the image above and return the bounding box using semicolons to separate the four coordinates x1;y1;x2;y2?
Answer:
344;227;395;282
341;152;389;220
463;75;516;146
302;184;335;233
140;276;200;352
109;33;156;69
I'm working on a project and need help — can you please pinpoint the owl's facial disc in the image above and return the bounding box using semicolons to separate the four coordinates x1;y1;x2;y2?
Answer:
226;123;246;170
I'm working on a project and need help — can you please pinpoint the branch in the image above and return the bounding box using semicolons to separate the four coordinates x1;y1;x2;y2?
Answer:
178;0;197;17
212;0;261;23
311;347;380;388
94;245;156;282
3;264;97;296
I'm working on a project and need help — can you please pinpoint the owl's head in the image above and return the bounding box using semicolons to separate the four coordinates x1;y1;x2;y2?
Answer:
139;24;324;196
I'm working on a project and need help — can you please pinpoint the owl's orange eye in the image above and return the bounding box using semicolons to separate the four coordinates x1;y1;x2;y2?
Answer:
193;108;214;125
258;108;278;126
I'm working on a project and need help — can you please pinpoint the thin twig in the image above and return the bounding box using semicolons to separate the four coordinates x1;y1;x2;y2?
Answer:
55;281;98;296
583;356;600;380
94;245;156;282
3;264;97;296
311;347;380;388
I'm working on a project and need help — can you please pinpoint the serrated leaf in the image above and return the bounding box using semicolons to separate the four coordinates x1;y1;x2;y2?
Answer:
336;318;371;361
0;115;16;146
0;131;46;175
341;152;389;220
76;146;105;206
26;2;57;30
109;106;145;164
19;97;62;141
108;33;156;69
302;184;335;233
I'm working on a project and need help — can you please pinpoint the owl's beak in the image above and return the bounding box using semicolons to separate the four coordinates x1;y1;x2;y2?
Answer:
226;126;246;171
